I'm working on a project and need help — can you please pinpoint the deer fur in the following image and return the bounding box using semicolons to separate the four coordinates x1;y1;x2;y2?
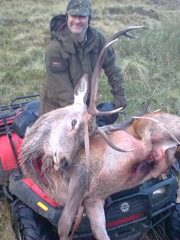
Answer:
20;27;180;239
20;76;180;240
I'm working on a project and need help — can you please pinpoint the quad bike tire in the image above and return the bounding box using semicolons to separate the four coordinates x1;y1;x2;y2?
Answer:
11;199;59;240
165;203;180;240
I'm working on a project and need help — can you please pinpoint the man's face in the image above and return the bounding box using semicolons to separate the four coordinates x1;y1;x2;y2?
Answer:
67;15;89;37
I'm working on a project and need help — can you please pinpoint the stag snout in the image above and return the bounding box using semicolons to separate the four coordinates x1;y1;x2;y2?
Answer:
53;151;69;171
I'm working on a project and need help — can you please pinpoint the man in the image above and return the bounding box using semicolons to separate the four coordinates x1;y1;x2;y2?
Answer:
40;0;127;118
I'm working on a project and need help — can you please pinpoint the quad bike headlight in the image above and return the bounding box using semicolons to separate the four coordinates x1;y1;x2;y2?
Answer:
152;186;167;199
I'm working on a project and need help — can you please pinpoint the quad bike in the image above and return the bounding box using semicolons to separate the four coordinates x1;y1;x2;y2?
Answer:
0;94;180;240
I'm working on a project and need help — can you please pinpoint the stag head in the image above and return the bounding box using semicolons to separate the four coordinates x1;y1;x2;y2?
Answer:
23;73;96;171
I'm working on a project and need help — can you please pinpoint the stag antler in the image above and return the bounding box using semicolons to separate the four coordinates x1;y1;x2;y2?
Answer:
86;26;144;151
69;27;145;239
87;26;144;117
99;87;154;133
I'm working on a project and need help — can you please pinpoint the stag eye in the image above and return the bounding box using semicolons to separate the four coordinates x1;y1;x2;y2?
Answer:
71;119;77;128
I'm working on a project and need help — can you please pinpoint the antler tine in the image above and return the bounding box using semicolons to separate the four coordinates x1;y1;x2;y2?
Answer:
87;26;144;117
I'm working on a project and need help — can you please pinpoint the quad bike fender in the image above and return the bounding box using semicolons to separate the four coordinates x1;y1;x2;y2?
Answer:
9;172;63;227
0;133;22;184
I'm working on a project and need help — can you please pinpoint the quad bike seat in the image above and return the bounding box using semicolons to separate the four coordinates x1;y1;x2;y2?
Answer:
24;100;40;116
12;100;40;138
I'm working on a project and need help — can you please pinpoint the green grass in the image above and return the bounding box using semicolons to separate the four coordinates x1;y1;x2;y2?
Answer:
98;14;180;116
0;202;16;240
0;0;180;239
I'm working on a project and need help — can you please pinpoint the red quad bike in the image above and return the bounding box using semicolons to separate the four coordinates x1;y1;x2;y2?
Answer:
0;95;180;240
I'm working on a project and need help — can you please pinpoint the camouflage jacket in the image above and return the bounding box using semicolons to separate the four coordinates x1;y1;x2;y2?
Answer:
40;14;125;114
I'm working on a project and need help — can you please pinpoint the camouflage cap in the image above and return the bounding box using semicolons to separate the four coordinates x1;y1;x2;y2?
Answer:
66;0;93;18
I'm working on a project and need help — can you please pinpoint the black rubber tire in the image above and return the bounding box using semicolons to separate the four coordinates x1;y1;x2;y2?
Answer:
11;199;58;240
165;203;180;240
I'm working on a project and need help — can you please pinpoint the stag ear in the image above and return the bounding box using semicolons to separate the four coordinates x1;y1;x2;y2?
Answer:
74;74;89;105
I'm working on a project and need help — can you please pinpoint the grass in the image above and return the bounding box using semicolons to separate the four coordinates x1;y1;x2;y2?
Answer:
98;15;180;117
0;201;16;240
0;0;180;239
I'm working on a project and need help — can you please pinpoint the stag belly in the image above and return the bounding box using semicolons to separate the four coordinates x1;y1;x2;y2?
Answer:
87;131;148;198
87;130;175;200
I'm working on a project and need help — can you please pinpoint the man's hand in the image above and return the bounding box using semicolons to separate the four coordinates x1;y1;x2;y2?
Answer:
113;95;127;110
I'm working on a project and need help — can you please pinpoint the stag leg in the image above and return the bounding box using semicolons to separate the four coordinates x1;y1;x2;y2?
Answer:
84;199;110;240
58;164;88;240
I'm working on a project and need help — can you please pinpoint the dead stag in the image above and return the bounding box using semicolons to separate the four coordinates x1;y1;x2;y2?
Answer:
20;26;180;240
